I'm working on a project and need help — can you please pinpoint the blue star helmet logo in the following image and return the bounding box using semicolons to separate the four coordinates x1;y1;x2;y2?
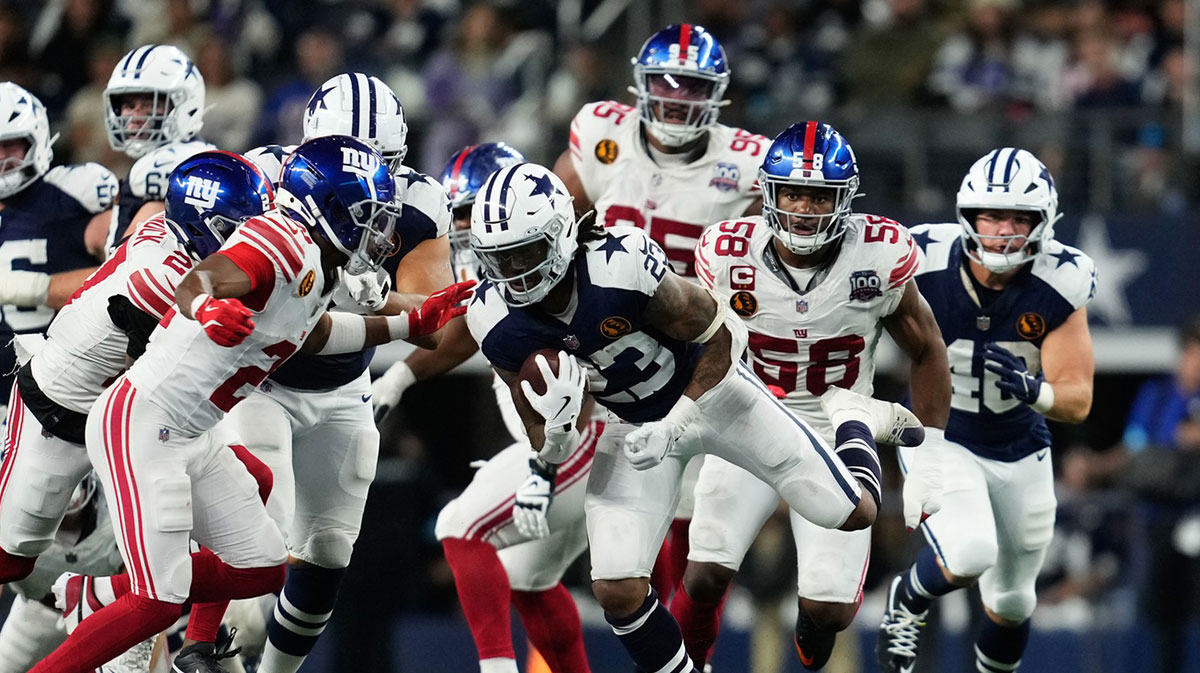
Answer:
307;86;335;115
1038;165;1054;190
525;173;559;199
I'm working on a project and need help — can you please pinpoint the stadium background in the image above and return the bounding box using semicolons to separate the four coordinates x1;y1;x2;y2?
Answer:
1;0;1199;670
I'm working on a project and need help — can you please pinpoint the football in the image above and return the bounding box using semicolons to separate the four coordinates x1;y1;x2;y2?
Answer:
517;348;565;397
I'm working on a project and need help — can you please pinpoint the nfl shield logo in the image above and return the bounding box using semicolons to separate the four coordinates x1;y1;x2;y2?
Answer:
562;334;581;350
158;427;170;442
796;300;808;314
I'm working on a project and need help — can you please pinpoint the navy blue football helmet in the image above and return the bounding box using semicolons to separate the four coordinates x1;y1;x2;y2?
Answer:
164;150;274;260
759;121;861;255
276;135;400;275
631;24;730;147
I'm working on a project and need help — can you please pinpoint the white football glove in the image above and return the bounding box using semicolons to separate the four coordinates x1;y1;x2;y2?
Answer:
623;396;700;471
519;351;586;429
342;268;392;312
371;361;417;423
512;458;556;539
902;428;947;531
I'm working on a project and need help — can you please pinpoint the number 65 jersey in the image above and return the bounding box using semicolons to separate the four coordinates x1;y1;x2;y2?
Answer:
911;222;1095;461
694;214;918;439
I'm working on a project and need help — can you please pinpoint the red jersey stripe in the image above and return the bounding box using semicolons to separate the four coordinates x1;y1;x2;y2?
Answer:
889;247;920;289
128;272;172;318
243;219;304;275
239;229;296;283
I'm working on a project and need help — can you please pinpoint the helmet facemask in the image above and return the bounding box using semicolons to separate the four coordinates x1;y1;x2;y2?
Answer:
761;170;859;255
474;213;572;307
105;89;179;158
959;208;1058;273
0;135;36;198
342;197;401;275
631;68;727;147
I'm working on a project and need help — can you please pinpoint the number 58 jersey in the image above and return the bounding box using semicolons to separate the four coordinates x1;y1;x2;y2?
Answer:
694;214;919;439
125;212;331;436
568;101;765;278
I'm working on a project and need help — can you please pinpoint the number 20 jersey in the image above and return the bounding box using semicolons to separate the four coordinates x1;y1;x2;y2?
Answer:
467;226;701;424
912;222;1095;461
125;212;331;436
568;101;764;278
694;214;918;439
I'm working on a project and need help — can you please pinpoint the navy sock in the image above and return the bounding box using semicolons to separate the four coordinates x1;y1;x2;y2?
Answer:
901;546;957;613
834;420;881;508
605;588;697;673
265;564;346;656
975;618;1030;672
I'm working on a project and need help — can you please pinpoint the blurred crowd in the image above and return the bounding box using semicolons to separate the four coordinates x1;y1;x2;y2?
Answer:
0;0;1192;215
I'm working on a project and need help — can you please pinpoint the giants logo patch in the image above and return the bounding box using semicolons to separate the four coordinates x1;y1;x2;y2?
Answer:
183;176;220;210
709;163;739;192
849;270;882;301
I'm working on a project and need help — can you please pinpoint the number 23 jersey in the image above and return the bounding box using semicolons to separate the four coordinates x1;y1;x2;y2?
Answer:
568;100;764;278
694;214;918;439
912;222;1094;461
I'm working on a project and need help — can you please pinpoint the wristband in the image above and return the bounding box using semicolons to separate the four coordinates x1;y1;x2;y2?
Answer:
0;270;51;307
1031;381;1055;414
663;395;701;430
540;424;580;464
188;293;211;319
381;361;417;396
385;312;411;341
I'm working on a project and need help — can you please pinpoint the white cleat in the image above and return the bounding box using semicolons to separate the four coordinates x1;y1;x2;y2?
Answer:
98;636;155;673
52;572;104;635
820;387;925;447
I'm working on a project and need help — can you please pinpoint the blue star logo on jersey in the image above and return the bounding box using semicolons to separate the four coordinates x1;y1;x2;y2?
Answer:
264;144;289;162
398;170;426;187
525;173;558;199
911;230;937;252
472;278;493;305
1051;248;1079;268
597;234;628;262
307;86;336;115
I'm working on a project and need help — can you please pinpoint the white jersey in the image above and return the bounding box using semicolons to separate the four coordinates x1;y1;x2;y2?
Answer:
694;214;919;439
568;100;765;277
34;214;196;414
126;212;331;436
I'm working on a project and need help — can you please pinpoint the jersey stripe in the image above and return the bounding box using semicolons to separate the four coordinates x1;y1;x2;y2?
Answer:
889;246;919;289
65;243;129;307
239;228;296;283
242;220;304;277
679;24;692;65
128;271;173;318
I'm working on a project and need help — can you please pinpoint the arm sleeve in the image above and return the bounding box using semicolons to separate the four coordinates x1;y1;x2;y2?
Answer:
216;242;277;293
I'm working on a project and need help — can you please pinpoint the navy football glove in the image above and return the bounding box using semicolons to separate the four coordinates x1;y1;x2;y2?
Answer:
982;343;1044;406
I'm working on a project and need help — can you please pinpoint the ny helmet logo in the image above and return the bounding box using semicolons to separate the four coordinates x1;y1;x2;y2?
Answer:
183;177;220;210
340;147;380;177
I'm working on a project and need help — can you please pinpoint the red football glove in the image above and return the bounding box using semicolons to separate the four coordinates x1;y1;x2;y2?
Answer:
194;295;255;347
405;280;476;338
767;384;788;400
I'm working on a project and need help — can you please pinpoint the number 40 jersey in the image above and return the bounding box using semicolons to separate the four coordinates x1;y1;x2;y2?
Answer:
694;214;919;440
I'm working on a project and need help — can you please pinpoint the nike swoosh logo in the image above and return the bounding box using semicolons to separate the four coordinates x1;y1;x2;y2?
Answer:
362;394;372;403
554;396;571;419
1036;450;1048;461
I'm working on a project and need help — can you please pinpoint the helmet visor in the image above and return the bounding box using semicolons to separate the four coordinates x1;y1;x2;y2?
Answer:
345;198;401;275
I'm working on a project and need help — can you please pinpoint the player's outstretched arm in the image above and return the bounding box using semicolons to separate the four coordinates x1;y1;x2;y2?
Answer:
302;280;475;355
881;280;951;429
371;317;480;421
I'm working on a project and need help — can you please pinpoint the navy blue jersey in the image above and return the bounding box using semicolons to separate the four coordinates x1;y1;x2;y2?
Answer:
1;164;117;405
912;223;1095;461
467;226;703;424
268;164;452;390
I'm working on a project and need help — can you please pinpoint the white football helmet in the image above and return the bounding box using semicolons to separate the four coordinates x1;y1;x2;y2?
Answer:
957;147;1062;272
104;44;206;159
0;83;56;199
470;163;577;307
303;73;408;171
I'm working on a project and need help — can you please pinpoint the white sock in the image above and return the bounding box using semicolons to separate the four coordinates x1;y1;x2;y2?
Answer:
479;657;519;673
92;576;117;605
257;645;307;673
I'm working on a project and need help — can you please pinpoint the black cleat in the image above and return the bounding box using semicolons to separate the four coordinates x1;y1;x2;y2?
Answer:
171;628;242;673
794;604;836;670
876;576;927;673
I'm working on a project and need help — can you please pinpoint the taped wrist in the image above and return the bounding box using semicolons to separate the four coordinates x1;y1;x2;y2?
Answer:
1031;381;1055;414
540;424;580;464
663;395;701;432
316;312;368;355
385;312;412;341
0;270;51;307
188;293;211;320
381;361;417;396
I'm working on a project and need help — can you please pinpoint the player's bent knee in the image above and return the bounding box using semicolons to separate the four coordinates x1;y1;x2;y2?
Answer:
293;529;354;569
839;497;876;532
0;547;38;584
943;536;998;579
433;500;470;542
985;589;1037;623
801;599;856;632
593;578;650;618
682;562;736;604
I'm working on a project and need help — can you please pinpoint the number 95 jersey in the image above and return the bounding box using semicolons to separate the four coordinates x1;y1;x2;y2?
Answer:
568;101;764;278
911;222;1095;461
694;214;918;439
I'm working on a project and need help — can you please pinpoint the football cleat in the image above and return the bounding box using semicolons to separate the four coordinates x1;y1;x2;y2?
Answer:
99;636;155;673
53;572;104;635
171;627;242;673
876;575;927;673
820;387;925;447
794;605;836;671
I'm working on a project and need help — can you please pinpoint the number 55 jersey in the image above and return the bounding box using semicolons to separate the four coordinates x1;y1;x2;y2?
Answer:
694;213;919;439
